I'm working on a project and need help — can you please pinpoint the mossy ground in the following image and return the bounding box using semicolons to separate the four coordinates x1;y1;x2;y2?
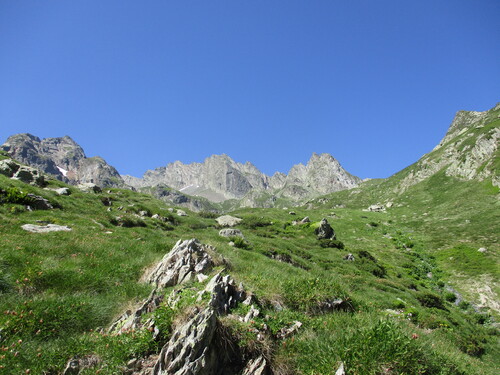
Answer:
0;167;499;374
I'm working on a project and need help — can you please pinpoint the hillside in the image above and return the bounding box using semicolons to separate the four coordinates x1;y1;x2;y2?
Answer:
0;147;498;374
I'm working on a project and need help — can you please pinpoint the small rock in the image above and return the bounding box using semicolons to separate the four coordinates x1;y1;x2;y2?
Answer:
276;320;302;339
300;216;310;224
77;183;102;193
242;356;269;375
478;247;487;253
228;241;235;247
288;211;296;215
244;305;260;323
216;215;242;227
176;209;187;216
335;362;345;375
168;207;174;212
22;224;72;233
197;273;209;282
55;187;71;196
343;253;355;261
139;210;149;217
219;228;244;238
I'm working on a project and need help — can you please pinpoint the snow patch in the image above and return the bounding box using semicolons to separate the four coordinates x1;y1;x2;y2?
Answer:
56;166;68;177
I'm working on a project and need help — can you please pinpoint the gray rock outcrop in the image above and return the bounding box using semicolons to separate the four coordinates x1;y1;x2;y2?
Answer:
146;239;214;288
1;134;125;188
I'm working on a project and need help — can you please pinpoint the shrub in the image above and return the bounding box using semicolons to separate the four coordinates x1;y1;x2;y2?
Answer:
241;216;272;229
319;239;344;249
198;211;219;218
417;292;445;309
444;292;457;303
0;187;35;205
230;237;250;249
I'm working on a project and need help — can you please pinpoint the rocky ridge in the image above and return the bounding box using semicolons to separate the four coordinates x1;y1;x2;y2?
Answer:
398;103;500;190
123;152;361;205
1;134;125;187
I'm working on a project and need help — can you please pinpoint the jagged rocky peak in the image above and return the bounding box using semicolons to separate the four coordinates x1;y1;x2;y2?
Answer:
126;152;361;205
283;152;362;197
1;133;125;187
399;102;500;190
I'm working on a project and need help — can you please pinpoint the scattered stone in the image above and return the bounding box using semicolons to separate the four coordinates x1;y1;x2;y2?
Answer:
228;241;235;247
197;273;209;283
22;224;71;233
364;204;386;212
216;215;242;227
54;187;71;196
276;320;302;339
139;210;149;217
176;209;187;217
146;239;214;288
168;207;174;212
288;211;296;215
62;355;100;375
219;228;244;238
244;305;260;323
77;183;102;193
315;218;336;240
335;362;345;375
478;247;487;253
343;253;355;261
385;202;394;208
300;216;310;224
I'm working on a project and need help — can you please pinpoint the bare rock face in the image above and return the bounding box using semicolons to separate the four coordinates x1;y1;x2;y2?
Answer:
21;224;71;233
146;239;214;288
122;152;361;206
1;134;125;188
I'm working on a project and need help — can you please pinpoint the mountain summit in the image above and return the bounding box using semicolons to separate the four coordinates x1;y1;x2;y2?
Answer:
1;134;125;187
122;152;361;203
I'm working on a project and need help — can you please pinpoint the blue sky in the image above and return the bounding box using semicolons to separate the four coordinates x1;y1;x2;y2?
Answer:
1;1;498;179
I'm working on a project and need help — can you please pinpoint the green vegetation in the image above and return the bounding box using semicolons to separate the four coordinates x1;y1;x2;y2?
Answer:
0;124;499;375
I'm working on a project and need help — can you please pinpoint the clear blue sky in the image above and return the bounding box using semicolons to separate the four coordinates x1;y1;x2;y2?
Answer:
1;1;498;179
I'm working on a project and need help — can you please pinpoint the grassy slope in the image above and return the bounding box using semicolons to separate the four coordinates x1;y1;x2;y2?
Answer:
0;171;498;374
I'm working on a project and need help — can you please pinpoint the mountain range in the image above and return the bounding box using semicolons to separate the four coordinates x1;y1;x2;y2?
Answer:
1;103;499;210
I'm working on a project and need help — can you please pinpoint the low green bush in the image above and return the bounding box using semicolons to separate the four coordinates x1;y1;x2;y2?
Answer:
319;239;345;249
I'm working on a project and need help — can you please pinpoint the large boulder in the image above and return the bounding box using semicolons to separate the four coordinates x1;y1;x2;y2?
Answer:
26;194;54;210
146;239;214;288
77;183;102;193
216;215;242;227
315;218;336;240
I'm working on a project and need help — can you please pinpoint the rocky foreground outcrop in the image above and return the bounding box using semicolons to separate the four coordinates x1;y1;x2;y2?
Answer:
93;239;273;375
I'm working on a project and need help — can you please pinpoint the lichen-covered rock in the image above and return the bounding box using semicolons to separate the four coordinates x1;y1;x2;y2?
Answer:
146;239;214;288
315;218;336;240
219;228;244;238
201;272;246;314
216;215;242;227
